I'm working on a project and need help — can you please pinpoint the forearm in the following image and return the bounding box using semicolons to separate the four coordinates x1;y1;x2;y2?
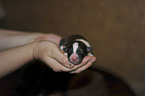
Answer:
0;42;34;78
0;29;43;50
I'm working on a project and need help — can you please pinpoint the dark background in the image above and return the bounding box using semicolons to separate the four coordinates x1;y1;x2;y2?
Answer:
0;0;145;96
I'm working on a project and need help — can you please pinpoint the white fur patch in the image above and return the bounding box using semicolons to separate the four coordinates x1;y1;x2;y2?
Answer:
88;52;93;56
64;53;68;56
76;39;91;47
60;45;64;50
73;42;79;53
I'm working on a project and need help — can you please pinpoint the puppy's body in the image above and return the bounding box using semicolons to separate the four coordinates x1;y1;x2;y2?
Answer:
60;35;93;65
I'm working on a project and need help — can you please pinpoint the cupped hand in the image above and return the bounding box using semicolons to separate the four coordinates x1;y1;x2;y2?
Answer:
33;33;96;73
33;40;73;71
69;56;96;73
32;40;96;73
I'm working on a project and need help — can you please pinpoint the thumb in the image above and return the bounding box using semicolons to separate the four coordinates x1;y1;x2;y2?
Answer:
50;46;74;68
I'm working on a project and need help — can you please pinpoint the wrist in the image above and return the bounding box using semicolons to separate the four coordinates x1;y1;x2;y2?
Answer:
30;41;39;60
22;42;37;61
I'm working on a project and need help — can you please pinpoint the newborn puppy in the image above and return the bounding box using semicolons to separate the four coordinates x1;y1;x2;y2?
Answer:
60;35;93;65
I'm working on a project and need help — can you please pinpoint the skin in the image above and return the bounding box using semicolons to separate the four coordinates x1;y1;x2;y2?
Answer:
0;29;96;78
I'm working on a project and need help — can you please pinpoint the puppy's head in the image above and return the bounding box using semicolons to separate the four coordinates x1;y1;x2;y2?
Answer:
63;41;92;65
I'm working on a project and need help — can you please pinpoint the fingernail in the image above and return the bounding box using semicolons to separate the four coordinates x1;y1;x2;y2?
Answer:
69;63;73;67
68;62;74;68
92;59;96;63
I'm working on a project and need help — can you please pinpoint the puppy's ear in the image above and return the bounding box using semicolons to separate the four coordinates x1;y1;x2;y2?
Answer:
87;47;92;52
59;38;65;46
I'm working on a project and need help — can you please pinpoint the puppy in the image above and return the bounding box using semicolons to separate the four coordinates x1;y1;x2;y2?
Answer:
60;35;93;65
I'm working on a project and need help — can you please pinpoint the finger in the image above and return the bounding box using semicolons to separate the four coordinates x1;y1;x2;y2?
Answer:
70;56;96;73
70;60;92;73
43;57;74;72
44;34;62;45
91;56;96;63
50;46;74;68
68;56;92;72
49;34;62;45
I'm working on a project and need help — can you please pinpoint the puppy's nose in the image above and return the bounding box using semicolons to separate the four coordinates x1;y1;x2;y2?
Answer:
72;56;78;62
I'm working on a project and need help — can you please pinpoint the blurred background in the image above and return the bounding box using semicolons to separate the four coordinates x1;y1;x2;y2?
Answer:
0;0;145;96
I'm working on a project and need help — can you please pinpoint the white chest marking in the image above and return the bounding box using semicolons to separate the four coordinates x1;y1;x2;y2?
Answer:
73;43;79;53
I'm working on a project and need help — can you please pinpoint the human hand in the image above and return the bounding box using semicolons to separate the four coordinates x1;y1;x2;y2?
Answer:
69;56;96;73
34;33;62;45
32;40;96;73
34;33;96;73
